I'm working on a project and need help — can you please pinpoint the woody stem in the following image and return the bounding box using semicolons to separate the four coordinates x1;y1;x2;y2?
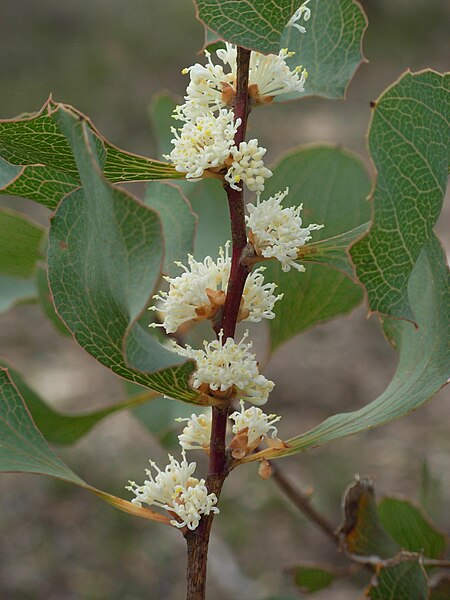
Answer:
185;46;252;600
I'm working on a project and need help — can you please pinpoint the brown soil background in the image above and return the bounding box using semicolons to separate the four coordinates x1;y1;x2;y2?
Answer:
0;1;449;598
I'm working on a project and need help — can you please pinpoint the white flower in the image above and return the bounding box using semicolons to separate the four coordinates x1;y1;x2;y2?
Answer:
287;1;311;34
150;242;282;333
164;109;240;179
247;48;308;100
176;44;308;120
246;187;324;272
126;451;219;530
175;50;235;122
172;330;274;405
225;139;273;192
230;400;281;445
176;412;212;451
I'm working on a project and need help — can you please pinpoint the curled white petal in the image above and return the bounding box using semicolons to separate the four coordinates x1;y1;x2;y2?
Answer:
126;450;219;530
246;187;324;272
172;330;274;406
229;400;281;445
287;1;311;34
176;412;212;451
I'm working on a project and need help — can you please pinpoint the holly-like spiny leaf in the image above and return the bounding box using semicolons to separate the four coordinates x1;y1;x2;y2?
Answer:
350;70;450;321
280;0;368;100
47;106;215;405
240;235;450;462
0;367;169;523
0;98;182;209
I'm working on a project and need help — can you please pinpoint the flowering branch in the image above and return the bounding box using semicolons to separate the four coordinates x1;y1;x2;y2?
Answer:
185;46;252;600
215;47;252;339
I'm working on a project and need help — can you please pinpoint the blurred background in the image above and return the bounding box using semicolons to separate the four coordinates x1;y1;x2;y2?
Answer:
0;0;449;598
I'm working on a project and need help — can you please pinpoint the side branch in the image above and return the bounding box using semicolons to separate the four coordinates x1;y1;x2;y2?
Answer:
271;464;338;544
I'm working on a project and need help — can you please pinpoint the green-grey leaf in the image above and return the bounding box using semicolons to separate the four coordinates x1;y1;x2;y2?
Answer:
0;209;43;314
47;106;203;404
0;367;83;482
350;70;450;321
0;156;21;186
295;222;369;279
366;556;429;600
148;94;230;261
194;0;297;55
0;367;172;523
35;265;71;335
150;93;179;159
280;0;368;100
2;363;159;446
242;235;450;463
263;146;371;352
144;182;197;276
0;208;44;278
378;498;448;559
0;98;183;209
292;564;337;593
339;479;400;559
0;275;37;313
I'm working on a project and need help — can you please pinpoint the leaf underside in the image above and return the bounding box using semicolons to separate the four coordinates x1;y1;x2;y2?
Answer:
0;98;182;209
47;106;204;404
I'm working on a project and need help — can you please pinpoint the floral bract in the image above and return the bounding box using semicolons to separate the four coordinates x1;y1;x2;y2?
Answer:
126;451;219;530
247;187;324;272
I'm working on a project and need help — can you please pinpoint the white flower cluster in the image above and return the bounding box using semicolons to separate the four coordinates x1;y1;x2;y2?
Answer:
230;401;281;446
177;43;308;120
172;330;274;406
225;140;273;193
247;187;324;272
127;451;219;530
129;8;317;529
150;242;282;334
164;109;240;180
166;40;308;191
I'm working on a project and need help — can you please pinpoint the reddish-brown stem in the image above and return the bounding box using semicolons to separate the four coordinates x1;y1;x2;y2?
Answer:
185;46;252;600
271;464;338;544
